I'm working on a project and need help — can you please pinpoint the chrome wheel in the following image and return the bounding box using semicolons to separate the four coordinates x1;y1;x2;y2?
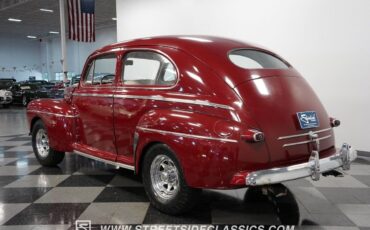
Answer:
150;154;180;200
35;128;49;158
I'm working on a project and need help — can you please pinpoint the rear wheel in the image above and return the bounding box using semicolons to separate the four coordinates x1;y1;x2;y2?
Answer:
2;104;10;108
142;144;200;214
32;120;65;166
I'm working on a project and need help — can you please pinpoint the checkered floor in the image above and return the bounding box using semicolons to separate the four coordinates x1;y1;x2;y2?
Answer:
0;133;370;229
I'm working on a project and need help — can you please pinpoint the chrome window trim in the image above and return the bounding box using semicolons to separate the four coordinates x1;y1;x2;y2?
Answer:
27;110;77;118
277;128;332;140
120;48;180;90
74;150;135;171
282;135;331;148
114;94;234;110
73;93;114;98
137;127;238;143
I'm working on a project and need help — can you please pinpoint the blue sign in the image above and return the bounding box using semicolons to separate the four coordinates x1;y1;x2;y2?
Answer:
297;111;320;129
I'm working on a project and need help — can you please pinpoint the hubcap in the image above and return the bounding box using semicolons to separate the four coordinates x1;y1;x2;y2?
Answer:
150;154;180;200
35;129;49;158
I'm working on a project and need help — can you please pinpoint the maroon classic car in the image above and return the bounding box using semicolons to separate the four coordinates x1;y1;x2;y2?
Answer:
27;36;356;214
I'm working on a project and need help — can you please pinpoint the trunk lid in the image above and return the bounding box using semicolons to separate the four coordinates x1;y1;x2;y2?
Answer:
235;75;335;167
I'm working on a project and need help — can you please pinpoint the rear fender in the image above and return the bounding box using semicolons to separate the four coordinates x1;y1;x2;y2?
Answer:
134;109;241;188
27;99;75;152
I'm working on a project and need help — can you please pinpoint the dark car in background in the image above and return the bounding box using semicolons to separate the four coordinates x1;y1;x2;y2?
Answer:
10;80;63;106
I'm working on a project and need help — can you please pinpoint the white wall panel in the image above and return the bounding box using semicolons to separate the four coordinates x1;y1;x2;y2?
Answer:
117;0;370;150
0;36;42;81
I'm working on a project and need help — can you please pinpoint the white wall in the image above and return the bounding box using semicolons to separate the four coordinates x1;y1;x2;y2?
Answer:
0;36;42;81
40;26;117;79
117;0;370;151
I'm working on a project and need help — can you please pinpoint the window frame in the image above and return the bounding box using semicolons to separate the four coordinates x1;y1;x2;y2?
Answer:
81;53;118;88
119;49;179;89
227;48;291;70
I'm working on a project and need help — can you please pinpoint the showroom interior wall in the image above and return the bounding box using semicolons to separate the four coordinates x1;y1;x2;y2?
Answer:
116;0;370;151
0;36;42;81
0;26;116;81
40;26;117;79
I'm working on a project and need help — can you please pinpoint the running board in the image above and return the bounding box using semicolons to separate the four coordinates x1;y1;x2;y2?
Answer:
73;150;135;171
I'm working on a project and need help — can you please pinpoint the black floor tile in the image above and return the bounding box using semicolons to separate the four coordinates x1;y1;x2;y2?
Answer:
0;187;51;203
302;213;355;226
353;157;370;165
29;165;78;175
0;176;22;187
6;137;31;142
317;187;365;204
143;203;212;224
319;187;370;204
0;151;33;158
357;150;370;157
6;157;41;166
353;175;370;187
4;203;89;225
94;187;149;202
57;175;115;187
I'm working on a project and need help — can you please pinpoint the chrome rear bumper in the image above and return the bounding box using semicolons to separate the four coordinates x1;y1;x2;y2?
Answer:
245;143;357;186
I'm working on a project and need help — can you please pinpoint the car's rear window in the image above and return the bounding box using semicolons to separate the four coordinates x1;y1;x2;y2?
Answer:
229;49;289;69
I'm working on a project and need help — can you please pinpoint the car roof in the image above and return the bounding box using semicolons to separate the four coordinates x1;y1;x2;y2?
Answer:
96;35;265;58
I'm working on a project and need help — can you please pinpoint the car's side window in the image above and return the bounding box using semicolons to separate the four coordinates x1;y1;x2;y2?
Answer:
84;54;116;85
122;51;177;86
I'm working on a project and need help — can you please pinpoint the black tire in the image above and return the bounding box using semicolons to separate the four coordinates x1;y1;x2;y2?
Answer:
142;144;200;215
32;120;65;166
2;104;10;108
22;95;28;107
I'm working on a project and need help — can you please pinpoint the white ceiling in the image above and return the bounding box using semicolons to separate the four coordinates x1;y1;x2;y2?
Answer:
0;0;116;39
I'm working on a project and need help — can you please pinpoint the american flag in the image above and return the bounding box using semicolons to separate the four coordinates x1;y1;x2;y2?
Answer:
68;0;95;42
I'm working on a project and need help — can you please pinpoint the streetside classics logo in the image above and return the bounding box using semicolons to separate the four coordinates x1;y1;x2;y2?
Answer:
75;221;295;230
76;220;91;230
296;111;319;129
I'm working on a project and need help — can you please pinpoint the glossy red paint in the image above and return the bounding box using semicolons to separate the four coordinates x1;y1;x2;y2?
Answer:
27;36;338;188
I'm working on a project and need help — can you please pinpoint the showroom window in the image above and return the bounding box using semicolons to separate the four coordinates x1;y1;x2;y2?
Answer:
84;54;117;85
122;51;177;86
229;49;289;69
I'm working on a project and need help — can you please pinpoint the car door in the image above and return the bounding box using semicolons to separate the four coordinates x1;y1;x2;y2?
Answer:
72;53;118;161
113;49;179;165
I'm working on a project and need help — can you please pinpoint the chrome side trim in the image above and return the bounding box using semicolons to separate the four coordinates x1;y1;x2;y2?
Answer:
74;150;135;171
282;135;331;148
73;93;114;98
114;95;234;110
137;127;238;143
28;110;77;118
245;143;357;186
277;128;332;140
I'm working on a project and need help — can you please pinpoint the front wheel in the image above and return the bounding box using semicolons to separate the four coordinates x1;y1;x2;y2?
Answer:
142;144;200;215
32;120;65;166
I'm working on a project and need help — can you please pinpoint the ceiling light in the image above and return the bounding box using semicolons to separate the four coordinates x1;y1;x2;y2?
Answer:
27;35;37;39
8;18;22;22
49;31;59;34
40;8;54;13
112;17;117;21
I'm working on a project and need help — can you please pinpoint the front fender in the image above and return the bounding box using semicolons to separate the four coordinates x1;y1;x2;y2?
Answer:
135;109;241;188
27;99;75;152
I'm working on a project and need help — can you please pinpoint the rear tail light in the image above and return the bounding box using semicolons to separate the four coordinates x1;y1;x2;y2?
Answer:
330;117;341;127
241;129;264;142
